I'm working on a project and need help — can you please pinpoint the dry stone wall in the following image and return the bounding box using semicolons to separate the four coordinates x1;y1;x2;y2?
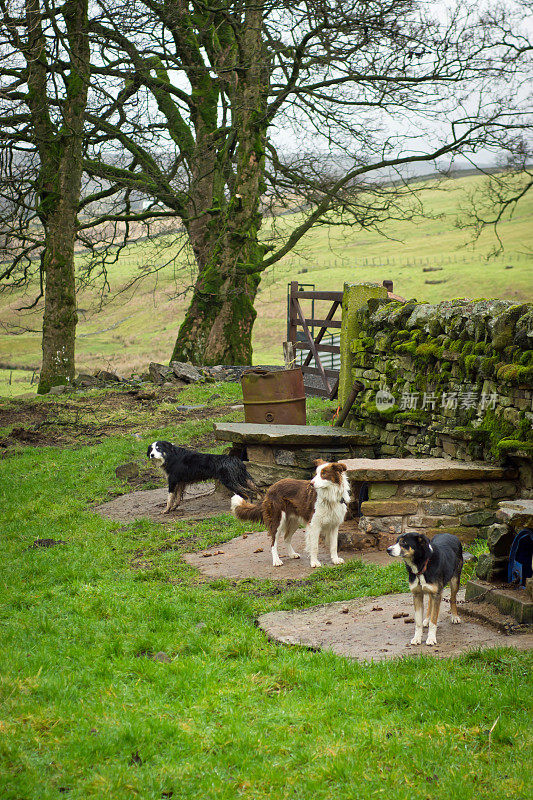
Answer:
339;287;533;490
359;478;517;547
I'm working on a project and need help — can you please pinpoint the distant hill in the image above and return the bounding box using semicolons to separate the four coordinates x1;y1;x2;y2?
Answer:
0;170;531;391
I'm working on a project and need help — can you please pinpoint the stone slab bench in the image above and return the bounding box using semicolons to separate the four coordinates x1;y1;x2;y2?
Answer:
214;422;374;446
214;422;378;486
342;457;513;482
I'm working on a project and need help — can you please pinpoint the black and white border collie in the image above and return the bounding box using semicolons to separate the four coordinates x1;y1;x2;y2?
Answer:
387;532;463;646
231;459;350;568
147;441;257;514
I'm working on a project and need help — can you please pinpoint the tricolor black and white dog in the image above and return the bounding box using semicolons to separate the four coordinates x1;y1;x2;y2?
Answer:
147;441;257;514
387;532;463;646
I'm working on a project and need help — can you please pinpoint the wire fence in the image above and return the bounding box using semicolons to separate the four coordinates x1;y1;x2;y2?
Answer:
258;251;530;291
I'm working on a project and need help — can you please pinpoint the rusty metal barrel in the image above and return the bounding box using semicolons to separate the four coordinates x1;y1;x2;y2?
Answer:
241;368;306;425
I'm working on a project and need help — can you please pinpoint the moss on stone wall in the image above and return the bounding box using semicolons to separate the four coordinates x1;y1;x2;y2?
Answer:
338;297;533;463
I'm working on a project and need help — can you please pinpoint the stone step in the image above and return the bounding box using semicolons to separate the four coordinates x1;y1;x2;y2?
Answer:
343;457;513;482
460;600;530;634
496;499;533;528
214;422;375;446
465;579;533;624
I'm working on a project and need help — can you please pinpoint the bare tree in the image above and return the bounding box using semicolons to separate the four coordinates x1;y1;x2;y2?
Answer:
80;0;531;365
458;158;532;253
2;1;530;373
0;0;90;392
455;1;532;251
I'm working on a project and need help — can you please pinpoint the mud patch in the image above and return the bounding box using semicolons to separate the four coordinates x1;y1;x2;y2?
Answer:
0;391;236;450
183;527;391;581
257;592;533;662
115;461;160;490
27;538;67;549
94;483;233;522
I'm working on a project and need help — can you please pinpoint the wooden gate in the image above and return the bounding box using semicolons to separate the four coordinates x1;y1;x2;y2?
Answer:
287;279;397;399
287;281;343;399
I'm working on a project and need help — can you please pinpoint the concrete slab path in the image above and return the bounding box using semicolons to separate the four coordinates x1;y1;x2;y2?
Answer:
183;528;390;580
94;484;229;523
257;591;533;662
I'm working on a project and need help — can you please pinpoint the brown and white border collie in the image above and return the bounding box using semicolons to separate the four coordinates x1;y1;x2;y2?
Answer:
231;460;350;568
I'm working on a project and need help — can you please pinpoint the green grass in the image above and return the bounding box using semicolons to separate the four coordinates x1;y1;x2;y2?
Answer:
0;172;531;388
0;368;38;398
1;384;531;799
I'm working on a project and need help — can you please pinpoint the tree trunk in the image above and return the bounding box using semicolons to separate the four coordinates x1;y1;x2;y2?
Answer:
34;0;89;393
38;208;79;393
170;231;262;365
171;2;267;365
170;146;266;364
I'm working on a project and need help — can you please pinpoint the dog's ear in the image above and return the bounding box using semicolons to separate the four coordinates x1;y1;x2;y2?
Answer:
335;461;347;471
314;458;325;466
417;534;430;545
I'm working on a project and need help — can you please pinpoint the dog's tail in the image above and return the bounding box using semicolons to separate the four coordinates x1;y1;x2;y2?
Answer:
231;494;264;523
235;461;259;496
220;457;259;499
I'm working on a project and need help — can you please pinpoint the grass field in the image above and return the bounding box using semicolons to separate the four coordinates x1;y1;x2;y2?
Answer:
1;382;531;799
0;171;531;392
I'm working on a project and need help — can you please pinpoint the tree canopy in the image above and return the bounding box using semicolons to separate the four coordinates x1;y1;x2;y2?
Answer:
1;0;531;374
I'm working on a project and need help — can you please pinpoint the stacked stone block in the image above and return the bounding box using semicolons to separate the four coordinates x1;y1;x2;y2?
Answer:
338;288;533;485
465;499;533;623
358;479;517;547
476;499;533;582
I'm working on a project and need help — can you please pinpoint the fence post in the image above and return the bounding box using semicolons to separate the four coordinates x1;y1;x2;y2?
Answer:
288;281;298;346
283;341;296;370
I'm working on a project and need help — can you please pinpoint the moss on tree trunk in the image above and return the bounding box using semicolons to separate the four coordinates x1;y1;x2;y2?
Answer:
171;1;267;365
171;234;262;365
29;0;90;393
38;212;79;393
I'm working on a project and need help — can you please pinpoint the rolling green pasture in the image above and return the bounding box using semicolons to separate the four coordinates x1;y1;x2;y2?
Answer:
0;382;531;799
0;172;531;390
0;368;38;398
